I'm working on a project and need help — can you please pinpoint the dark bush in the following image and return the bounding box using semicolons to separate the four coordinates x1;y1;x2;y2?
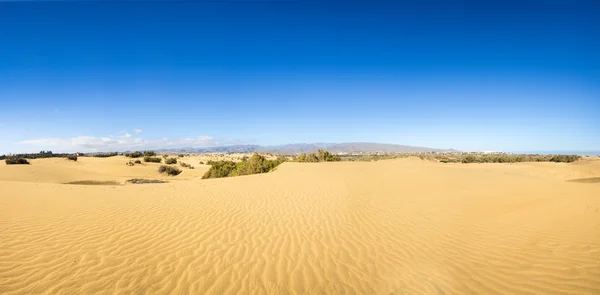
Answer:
93;152;119;158
134;160;142;164
158;165;182;176
144;156;162;163
66;154;78;161
5;158;30;165
199;161;204;164
143;151;156;157
180;162;194;169
126;151;143;158
165;157;177;164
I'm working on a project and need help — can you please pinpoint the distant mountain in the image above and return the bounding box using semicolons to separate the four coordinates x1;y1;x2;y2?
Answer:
157;142;458;155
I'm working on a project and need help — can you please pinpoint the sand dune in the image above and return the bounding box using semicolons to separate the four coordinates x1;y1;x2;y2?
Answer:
1;157;599;294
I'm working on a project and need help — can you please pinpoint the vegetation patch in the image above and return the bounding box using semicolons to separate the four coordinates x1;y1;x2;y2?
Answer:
65;180;120;185
294;149;341;162
92;152;119;158
5;157;30;165
158;165;182;176
165;157;177;164
338;153;581;164
144;156;162;163
202;153;285;179
125;151;155;158
1;151;70;160
127;178;168;184
179;162;194;169
66;154;78;161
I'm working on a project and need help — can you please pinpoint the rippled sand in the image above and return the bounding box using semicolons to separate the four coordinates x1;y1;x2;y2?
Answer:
1;156;599;294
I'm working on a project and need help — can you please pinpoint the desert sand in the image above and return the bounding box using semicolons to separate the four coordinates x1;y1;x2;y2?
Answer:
1;156;599;294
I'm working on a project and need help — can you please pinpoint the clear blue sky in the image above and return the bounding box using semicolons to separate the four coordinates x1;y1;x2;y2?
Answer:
1;0;598;154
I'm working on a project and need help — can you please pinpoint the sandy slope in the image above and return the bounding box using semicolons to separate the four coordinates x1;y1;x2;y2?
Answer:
1;157;599;294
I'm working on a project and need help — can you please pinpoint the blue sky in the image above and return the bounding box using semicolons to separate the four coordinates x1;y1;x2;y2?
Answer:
1;0;598;154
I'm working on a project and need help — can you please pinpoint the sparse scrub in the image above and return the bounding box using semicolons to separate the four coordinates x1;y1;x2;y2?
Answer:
158;165;182;176
134;160;142;164
66;154;78;161
144;156;162;163
180;162;194;169
199;161;204;165
5;157;30;165
165;157;177;164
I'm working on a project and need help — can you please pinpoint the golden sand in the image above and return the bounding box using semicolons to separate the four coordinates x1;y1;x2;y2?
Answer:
1;156;599;294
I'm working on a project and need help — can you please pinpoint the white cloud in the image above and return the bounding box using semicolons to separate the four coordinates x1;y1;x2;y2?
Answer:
134;128;143;134
17;132;236;152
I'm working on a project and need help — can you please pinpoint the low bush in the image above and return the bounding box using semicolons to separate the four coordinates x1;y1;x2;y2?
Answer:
158;165;182;176
199;161;204;164
180;162;194;169
134;160;142;164
144;156;162;163
165;157;177;164
5;157;30;165
66;154;78;161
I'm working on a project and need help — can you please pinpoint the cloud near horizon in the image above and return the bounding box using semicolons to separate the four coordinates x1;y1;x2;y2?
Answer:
17;131;241;153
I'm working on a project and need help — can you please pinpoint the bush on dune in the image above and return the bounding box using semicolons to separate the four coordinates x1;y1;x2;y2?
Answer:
165;157;177;164
66;154;78;161
158;165;182;176
5;157;30;165
179;162;194;169
202;153;286;179
295;149;341;163
144;156;162;163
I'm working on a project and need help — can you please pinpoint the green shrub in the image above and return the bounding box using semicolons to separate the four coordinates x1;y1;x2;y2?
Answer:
144;156;162;163
134;160;142;164
66;154;78;161
295;150;340;163
202;153;285;179
158;165;182;176
5;158;30;165
165;157;177;164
